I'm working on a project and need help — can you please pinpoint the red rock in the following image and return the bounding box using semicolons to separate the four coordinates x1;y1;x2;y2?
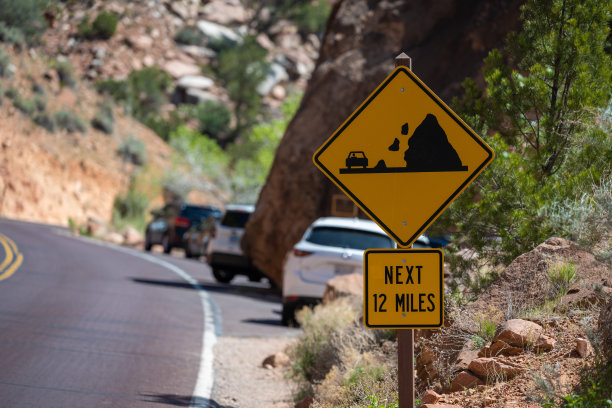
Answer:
494;319;543;347
421;390;442;404
422;404;463;408
261;351;290;368
534;334;556;352
478;340;523;357
468;357;524;381
322;273;363;305
450;371;484;392
575;338;590;358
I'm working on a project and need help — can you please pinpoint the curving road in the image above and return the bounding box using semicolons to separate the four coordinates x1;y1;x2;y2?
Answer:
0;217;297;407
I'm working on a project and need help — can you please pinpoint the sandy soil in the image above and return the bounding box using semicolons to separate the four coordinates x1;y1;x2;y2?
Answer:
211;337;296;408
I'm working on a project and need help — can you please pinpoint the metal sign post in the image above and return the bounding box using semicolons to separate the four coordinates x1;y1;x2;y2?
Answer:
396;53;415;408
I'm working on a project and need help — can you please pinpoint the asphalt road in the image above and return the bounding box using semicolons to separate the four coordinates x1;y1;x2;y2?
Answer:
0;217;297;407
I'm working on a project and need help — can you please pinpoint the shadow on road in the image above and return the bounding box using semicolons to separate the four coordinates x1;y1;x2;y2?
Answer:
130;278;281;304
143;393;233;407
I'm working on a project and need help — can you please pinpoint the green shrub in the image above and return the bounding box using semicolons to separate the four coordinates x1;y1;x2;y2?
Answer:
118;135;147;166
190;100;231;139
91;104;114;134
471;317;497;349
33;112;56;132
54;110;86;133
548;262;576;299
174;26;203;46
97;67;171;125
0;47;11;77
4;86;16;98
51;60;76;88
77;14;94;39
0;0;51;45
78;11;118;40
0;22;26;48
92;11;118;39
113;186;148;220
144;110;184;141
13;96;36;115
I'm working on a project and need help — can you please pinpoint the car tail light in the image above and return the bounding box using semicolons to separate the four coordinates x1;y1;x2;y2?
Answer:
293;248;313;257
175;216;190;228
284;296;298;302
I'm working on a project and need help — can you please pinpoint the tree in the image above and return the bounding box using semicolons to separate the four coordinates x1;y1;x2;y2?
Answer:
441;0;611;290
217;35;269;147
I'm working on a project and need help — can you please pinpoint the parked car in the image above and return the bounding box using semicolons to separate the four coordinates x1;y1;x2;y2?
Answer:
183;213;221;259
206;204;264;284
145;203;221;254
281;217;431;325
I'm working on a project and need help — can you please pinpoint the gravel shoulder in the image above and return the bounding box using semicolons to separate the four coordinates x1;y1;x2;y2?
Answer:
211;336;296;408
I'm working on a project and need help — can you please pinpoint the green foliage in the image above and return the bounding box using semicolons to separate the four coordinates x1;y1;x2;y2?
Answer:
169;125;231;192
144;109;184;142
91;104;114;134
13;95;36;115
174;26;203;46
0;22;26;48
33;112;55;132
216;35;269;145
113;183;148;221
54;110;86;133
189;100;231;139
118;135;147;166
286;0;331;36
0;0;52;45
364;394;399;408
226;92;300;203
92;11;118;39
78;11;118;40
246;0;331;36
471;317;497;349
0;47;11;77
50;59;76;88
548;261;576;298
442;0;612;280
535;357;612;407
97;67;172;127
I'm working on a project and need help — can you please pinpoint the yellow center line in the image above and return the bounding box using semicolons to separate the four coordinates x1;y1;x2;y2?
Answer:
0;235;14;271
0;233;23;282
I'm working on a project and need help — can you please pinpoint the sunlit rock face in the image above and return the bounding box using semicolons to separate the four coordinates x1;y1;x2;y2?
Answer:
242;0;524;286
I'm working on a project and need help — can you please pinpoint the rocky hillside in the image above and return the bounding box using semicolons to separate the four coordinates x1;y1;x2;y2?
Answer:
285;238;612;408
0;0;323;227
243;0;525;286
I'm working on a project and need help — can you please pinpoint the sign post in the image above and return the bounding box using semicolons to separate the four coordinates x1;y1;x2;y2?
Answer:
313;52;494;407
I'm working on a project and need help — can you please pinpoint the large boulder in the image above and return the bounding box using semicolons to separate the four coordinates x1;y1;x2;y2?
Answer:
494;319;543;348
242;0;524;286
322;273;363;305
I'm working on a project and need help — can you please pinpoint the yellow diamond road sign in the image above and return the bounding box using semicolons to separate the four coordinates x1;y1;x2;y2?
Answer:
364;248;444;328
314;66;494;246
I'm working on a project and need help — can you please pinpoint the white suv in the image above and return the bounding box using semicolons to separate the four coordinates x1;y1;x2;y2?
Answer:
206;204;264;284
281;217;404;325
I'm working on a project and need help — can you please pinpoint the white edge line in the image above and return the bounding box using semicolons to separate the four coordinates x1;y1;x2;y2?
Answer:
118;250;218;408
57;231;219;408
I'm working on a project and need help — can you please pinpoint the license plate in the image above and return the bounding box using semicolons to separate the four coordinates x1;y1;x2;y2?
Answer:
334;264;354;275
229;234;240;242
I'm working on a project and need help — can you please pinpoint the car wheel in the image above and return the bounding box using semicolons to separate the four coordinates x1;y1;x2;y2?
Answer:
144;233;152;252
162;235;172;254
212;268;234;284
281;303;296;327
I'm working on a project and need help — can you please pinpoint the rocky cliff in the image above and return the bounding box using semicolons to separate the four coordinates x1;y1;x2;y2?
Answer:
242;0;524;286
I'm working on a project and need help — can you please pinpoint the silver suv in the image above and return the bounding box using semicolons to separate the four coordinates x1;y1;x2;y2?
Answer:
206;204;264;284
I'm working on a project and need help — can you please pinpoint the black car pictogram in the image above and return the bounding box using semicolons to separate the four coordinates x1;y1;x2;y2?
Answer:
345;151;368;169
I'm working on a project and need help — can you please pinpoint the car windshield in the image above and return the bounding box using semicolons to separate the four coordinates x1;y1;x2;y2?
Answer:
305;227;393;250
221;211;251;228
182;206;219;221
